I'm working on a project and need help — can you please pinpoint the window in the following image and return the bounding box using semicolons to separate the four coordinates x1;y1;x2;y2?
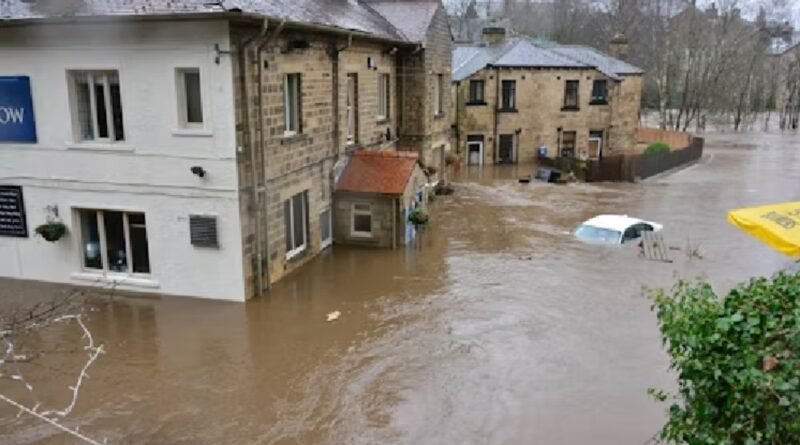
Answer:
320;208;332;249
560;131;576;157
501;80;516;110
591;80;608;104
469;80;485;103
346;74;358;144
70;71;124;142
564;80;580;109
177;68;203;126
284;73;301;135
351;203;372;237
378;74;390;120
435;74;444;116
78;209;150;274
284;192;308;259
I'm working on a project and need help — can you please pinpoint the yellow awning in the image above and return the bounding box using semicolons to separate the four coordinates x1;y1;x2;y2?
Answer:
728;201;800;258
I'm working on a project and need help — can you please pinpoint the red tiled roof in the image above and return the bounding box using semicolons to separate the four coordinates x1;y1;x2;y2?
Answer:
336;150;420;195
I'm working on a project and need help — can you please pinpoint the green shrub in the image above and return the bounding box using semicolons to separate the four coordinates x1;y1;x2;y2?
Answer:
649;272;800;444
645;141;670;155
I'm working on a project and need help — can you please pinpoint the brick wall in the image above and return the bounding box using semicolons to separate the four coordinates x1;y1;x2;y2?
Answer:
231;25;404;298
397;5;453;174
454;67;643;164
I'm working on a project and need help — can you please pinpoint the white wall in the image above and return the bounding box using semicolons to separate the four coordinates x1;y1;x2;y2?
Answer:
0;20;246;301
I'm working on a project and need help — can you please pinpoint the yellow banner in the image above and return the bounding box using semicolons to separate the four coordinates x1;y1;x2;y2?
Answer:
728;201;800;258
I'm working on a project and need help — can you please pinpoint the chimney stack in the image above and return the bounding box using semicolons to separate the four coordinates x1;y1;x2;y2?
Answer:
609;33;629;60
482;27;507;45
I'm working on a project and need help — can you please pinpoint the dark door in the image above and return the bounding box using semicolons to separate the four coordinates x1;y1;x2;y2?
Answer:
498;134;515;164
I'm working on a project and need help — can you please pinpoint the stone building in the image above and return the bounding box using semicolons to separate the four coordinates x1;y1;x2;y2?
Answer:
451;29;643;165
0;0;452;301
334;150;427;248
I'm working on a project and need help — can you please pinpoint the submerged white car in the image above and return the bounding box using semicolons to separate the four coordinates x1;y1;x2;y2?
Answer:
574;214;663;245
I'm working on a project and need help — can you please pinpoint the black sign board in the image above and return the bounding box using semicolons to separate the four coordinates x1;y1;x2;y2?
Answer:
0;185;28;237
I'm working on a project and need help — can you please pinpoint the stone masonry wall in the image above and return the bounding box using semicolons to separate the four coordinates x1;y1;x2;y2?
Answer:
454;66;642;164
398;5;453;175
231;24;402;298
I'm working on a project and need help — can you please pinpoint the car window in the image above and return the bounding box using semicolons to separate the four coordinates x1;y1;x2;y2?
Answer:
621;227;639;243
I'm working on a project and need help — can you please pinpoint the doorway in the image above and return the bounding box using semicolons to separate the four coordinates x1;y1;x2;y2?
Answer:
466;136;484;166
588;130;604;159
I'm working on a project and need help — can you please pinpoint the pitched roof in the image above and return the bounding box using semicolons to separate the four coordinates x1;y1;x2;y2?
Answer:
336;150;419;195
452;36;644;81
367;1;439;43
0;0;442;43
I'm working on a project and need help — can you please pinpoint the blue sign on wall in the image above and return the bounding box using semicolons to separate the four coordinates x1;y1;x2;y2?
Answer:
0;76;37;143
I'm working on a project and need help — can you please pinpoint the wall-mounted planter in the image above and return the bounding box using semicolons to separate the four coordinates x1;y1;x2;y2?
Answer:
35;222;67;242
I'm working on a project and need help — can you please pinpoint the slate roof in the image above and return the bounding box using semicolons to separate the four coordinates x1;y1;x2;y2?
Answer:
0;0;439;43
453;36;644;81
336;150;419;195
367;1;439;43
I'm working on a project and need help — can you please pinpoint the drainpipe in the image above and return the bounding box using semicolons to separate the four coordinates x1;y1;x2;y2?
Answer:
493;66;500;165
254;20;286;292
392;197;398;249
238;20;268;298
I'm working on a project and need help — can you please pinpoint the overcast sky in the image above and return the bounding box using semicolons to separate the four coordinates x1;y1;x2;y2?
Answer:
443;0;800;26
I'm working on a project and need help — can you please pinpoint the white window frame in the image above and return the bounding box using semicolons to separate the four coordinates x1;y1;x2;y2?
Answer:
351;202;373;238
284;73;301;136
285;192;308;260
176;68;204;128
77;209;150;276
346;73;358;145
320;207;332;249
377;73;390;121
68;70;124;143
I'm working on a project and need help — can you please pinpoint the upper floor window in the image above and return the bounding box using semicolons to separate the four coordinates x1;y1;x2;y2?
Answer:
346;74;358;144
70;71;124;142
378;74;390;120
591;80;608;104
176;68;204;127
501;80;516;110
469;80;485;103
435;74;444;116
284;73;302;135
564;80;580;110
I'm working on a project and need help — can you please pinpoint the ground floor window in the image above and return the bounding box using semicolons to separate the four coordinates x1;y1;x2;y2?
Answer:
284;192;308;259
79;209;150;274
320;208;332;249
560;131;577;158
351;203;372;237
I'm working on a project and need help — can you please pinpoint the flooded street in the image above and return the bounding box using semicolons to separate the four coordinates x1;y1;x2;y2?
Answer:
2;132;799;445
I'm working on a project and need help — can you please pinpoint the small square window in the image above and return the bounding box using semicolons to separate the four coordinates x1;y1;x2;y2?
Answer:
351;203;372;237
177;68;204;127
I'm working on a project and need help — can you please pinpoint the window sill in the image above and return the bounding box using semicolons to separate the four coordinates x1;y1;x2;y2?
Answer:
589;100;608;106
70;271;160;289
466;101;487;106
561;107;580;112
497;108;518;113
66;142;134;152
172;128;213;138
285;246;307;262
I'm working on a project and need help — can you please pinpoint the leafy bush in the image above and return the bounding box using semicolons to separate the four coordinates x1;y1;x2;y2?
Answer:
650;272;800;444
645;141;671;155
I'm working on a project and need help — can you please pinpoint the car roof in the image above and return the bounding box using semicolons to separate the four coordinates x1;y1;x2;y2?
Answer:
581;214;652;232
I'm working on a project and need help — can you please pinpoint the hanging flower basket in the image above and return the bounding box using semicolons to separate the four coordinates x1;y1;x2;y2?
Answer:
35;222;67;242
408;208;429;227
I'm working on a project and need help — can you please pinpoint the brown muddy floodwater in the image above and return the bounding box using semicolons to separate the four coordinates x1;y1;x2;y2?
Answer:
2;132;800;445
